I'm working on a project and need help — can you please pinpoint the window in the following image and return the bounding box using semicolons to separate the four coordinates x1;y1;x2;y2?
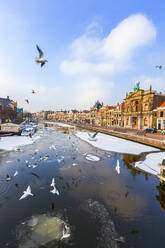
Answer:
144;104;148;111
144;117;148;126
160;111;163;117
163;120;165;128
135;101;139;112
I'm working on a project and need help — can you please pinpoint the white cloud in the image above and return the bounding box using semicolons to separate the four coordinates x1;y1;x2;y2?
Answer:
102;14;156;60
60;14;156;76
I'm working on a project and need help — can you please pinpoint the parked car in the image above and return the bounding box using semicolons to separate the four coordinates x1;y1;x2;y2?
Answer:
144;128;157;133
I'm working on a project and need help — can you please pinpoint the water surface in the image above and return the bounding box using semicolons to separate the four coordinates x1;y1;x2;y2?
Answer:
0;125;165;248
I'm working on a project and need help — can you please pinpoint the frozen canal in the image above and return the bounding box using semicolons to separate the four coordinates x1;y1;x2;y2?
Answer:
0;123;165;248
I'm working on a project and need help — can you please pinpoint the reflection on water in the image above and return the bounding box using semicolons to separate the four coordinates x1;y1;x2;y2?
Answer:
122;153;146;178
0;124;165;248
156;183;165;211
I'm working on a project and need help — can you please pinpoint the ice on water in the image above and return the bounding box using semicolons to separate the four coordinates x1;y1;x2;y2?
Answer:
134;152;165;175
17;215;70;248
76;131;159;155
85;154;100;162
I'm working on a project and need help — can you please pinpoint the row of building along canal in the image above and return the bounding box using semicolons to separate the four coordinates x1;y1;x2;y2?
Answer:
0;122;165;248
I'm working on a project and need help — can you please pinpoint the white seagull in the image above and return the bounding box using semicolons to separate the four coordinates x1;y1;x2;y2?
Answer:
6;174;11;181
115;160;120;174
50;186;59;195
14;170;18;177
50;178;55;188
19;186;34;200
60;223;71;240
35;44;48;67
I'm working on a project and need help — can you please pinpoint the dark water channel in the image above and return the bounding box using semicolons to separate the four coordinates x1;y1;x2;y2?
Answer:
0;124;165;248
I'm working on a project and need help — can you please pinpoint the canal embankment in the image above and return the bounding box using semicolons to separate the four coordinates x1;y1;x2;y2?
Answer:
42;120;165;150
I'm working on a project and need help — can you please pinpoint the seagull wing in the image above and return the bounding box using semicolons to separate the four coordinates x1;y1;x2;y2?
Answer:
36;45;44;58
26;186;32;194
14;171;18;176
41;62;45;67
92;132;98;138
50;178;55;187
19;191;27;200
88;133;92;138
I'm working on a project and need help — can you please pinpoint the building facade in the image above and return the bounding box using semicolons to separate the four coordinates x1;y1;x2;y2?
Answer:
0;96;18;123
124;86;165;130
156;102;165;130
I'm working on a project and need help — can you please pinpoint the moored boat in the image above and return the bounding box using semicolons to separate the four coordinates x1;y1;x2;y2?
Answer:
0;133;15;137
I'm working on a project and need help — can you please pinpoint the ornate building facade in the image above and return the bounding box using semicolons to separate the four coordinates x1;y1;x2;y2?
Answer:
124;86;165;130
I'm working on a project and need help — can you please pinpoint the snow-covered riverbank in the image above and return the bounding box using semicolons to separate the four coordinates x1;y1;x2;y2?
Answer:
134;152;165;175
0;134;40;151
75;131;159;155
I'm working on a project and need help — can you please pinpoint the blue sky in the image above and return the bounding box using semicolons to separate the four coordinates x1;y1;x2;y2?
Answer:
0;0;165;111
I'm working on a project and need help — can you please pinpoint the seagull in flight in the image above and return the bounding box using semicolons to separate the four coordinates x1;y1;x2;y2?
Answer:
19;185;34;200
32;89;36;94
14;170;18;177
50;178;55;188
115;160;120;174
155;65;163;70
35;44;48;67
60;223;71;240
50;186;59;195
88;132;99;139
6;174;11;181
25;99;29;104
50;178;59;195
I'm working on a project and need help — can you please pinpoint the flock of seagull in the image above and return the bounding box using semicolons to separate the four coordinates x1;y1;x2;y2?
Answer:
18;177;60;201
2;128;124;243
4;131;122;202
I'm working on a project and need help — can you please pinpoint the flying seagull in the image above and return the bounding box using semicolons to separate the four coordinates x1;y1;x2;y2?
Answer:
50;178;55;188
6;174;11;181
88;132;99;139
25;99;29;104
50;185;59;195
35;44;48;67
60;223;71;240
115;160;120;174
14;170;18;177
19;185;34;200
155;65;163;70
32;89;35;94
